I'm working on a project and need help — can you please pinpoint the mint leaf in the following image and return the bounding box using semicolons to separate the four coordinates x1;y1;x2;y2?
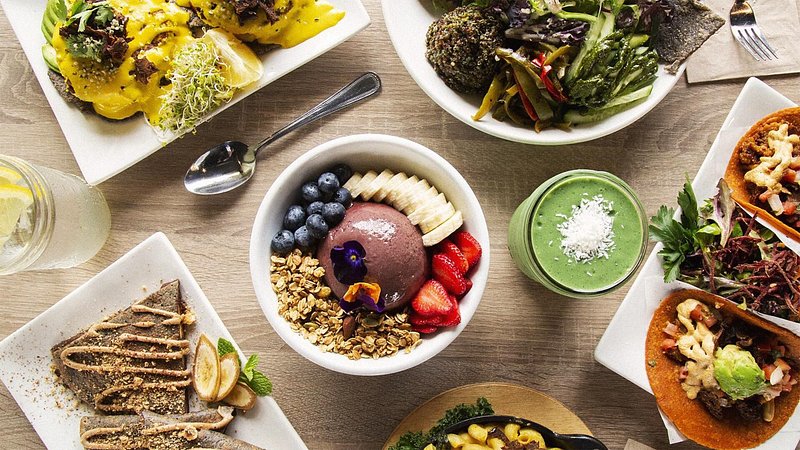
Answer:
248;370;272;396
241;354;258;381
217;338;236;357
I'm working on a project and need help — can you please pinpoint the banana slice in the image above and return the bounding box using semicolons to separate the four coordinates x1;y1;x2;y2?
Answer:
387;175;418;206
361;169;394;201
395;179;430;213
374;172;408;202
349;171;377;199
193;335;221;402
215;353;241;402
422;210;463;247
223;382;257;412
404;185;438;215
407;193;447;225
419;202;456;233
343;173;362;191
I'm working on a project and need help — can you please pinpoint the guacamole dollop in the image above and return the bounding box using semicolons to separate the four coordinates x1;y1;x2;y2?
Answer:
713;345;766;400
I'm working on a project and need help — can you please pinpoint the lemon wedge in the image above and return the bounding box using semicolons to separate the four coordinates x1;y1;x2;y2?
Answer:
0;167;23;186
0;184;34;247
204;29;263;89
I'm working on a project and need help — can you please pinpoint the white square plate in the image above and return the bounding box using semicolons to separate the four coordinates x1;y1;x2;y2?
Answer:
0;0;370;185
0;232;308;449
594;78;800;448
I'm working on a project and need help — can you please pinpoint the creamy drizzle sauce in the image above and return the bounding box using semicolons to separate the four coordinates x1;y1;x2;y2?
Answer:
675;299;719;399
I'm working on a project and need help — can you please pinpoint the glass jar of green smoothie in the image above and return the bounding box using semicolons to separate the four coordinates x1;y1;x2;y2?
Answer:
508;170;647;298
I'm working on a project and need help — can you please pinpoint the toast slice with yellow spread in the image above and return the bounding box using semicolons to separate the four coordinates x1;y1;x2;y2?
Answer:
51;280;195;415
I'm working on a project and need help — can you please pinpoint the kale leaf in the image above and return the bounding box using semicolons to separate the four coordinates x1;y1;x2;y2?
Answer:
389;397;493;450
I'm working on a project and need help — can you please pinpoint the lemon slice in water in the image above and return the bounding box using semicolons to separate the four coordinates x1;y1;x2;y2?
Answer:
0;184;34;247
0;167;23;186
204;29;263;89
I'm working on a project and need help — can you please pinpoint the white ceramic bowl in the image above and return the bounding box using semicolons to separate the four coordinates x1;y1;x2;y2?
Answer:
250;134;490;376
381;0;684;146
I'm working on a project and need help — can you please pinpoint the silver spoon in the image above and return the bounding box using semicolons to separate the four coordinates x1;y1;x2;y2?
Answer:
185;72;382;195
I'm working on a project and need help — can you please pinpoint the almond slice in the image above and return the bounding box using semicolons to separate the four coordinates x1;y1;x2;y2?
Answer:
192;334;221;402
215;353;241;402
223;382;257;411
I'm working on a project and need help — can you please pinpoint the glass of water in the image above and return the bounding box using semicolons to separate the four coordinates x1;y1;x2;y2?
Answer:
0;156;111;275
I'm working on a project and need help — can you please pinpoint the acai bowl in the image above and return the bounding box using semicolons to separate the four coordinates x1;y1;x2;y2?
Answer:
250;134;490;376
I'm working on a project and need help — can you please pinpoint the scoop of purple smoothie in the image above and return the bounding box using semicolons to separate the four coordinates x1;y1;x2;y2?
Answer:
317;202;429;311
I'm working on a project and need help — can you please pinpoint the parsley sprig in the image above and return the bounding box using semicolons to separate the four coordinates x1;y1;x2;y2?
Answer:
649;178;701;282
217;338;273;397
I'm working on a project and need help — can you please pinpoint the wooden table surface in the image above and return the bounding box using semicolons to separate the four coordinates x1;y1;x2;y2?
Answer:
1;2;799;449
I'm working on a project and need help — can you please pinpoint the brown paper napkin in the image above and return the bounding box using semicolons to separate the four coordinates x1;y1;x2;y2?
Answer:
685;0;800;83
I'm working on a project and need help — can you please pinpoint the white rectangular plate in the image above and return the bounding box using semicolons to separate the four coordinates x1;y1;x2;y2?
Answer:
0;0;370;185
594;78;800;448
0;232;308;449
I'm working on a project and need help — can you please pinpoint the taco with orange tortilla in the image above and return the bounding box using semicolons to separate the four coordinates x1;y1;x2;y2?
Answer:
646;289;800;449
724;107;800;243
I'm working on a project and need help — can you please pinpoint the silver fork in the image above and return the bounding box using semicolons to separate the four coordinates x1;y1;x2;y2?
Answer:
730;0;779;61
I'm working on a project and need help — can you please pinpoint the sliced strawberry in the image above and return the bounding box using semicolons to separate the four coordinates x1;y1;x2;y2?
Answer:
412;324;439;334
432;254;468;296
462;278;472;297
437;241;469;274
437;297;461;327
453;231;482;269
411;280;453;317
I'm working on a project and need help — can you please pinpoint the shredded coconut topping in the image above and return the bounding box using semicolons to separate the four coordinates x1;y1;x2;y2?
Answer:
352;219;397;241
557;195;616;263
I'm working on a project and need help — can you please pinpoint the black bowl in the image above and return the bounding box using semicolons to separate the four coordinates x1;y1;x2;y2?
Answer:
442;415;608;450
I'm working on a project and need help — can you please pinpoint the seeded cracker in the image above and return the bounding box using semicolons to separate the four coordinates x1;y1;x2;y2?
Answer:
655;0;725;74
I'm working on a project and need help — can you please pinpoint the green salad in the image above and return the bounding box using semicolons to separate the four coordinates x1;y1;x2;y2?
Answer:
425;0;677;131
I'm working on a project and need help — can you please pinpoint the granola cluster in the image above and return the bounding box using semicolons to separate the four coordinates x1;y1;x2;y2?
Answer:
270;250;421;360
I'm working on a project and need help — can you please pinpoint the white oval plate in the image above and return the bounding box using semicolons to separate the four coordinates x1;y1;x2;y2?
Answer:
381;0;684;146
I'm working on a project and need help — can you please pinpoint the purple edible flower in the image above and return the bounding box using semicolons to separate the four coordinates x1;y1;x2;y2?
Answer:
338;282;385;313
331;240;367;285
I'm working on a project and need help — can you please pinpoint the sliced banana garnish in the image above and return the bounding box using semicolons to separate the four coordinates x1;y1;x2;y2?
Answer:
193;335;221;402
374;172;408;202
407;192;447;225
361;169;394;201
419;202;456;234
215;353;241;402
422;210;463;247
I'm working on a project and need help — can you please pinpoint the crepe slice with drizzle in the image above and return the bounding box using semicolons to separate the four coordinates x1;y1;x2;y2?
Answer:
51;280;195;415
79;405;263;450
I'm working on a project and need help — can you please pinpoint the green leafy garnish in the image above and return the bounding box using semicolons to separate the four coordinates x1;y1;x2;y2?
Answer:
65;0;113;32
389;398;493;450
649;179;701;283
217;338;273;397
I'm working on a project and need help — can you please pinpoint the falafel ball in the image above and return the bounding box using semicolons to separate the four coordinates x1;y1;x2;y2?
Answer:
425;6;505;94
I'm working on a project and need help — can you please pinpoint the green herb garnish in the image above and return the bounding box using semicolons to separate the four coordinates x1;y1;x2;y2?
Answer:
217;337;273;397
649;178;700;283
389;397;493;450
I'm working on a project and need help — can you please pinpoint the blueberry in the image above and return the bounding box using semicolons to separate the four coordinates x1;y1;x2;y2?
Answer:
301;182;322;203
306;201;324;216
283;205;306;232
331;164;353;185
271;230;295;254
333;187;352;207
306;214;329;239
294;226;316;249
317;172;340;195
322;202;346;226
